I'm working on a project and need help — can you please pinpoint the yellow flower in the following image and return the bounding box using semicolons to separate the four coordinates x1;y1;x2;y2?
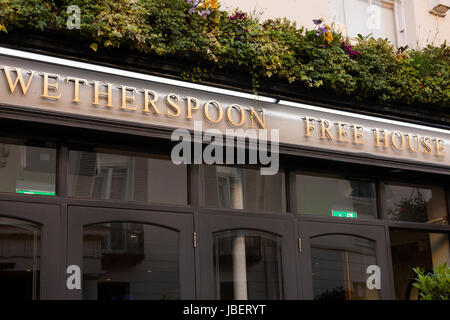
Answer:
202;0;219;9
324;24;331;30
324;31;333;43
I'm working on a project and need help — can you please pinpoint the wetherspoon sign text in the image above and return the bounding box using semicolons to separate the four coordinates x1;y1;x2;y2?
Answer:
0;52;448;169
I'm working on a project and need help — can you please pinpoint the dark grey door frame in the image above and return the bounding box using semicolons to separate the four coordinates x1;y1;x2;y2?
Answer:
298;219;393;300
197;212;298;300
66;205;196;300
0;200;63;300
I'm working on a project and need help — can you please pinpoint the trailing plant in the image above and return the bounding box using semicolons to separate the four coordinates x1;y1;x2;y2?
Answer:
413;263;450;300
0;0;448;108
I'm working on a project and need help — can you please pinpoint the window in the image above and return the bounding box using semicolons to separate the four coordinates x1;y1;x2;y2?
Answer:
68;149;187;205
385;183;448;224
202;165;286;213
0;217;41;300
83;222;179;300
331;0;405;46
389;229;450;300
311;234;380;300
296;173;378;219
213;230;283;300
0;138;56;196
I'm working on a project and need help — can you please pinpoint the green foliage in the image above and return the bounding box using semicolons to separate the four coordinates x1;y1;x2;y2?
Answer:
413;263;450;300
0;0;449;108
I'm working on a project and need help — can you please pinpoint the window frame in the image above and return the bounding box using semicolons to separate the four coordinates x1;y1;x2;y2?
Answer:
336;0;407;47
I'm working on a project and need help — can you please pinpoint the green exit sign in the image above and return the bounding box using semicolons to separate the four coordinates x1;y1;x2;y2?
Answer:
16;190;55;196
332;211;357;218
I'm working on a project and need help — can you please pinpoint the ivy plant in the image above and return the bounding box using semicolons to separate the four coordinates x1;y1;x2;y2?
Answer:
0;0;448;108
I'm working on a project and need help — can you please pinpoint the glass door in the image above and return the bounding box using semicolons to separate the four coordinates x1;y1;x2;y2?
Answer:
197;213;298;300
67;206;195;300
298;221;392;300
0;200;61;300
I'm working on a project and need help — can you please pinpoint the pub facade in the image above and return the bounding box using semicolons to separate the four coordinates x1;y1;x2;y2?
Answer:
0;35;449;300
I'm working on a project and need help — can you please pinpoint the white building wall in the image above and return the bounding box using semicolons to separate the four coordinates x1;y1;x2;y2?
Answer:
220;0;450;48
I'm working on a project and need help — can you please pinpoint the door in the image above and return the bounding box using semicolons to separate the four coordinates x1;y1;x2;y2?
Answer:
67;205;195;300
197;213;297;300
299;220;392;300
0;200;61;300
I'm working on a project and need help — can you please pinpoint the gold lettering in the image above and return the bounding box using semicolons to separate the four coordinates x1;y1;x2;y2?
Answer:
3;66;35;95
166;93;181;117
390;131;405;150
304;117;315;137
435;139;446;156
374;129;388;148
142;90;161;114
352;125;365;144
226;104;245;127
337;122;350;143
41;73;61;100
66;77;86;103
184;96;199;119
120;86;137;111
407;134;420;153
249;107;265;129
422;136;433;154
320;120;334;141
204;100;223;123
93;81;114;107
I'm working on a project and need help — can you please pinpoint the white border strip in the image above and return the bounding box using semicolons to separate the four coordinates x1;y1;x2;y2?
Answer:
0;46;449;135
278;102;450;135
0;46;278;103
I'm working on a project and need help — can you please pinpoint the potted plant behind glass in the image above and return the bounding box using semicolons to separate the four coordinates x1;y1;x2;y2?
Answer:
412;263;450;300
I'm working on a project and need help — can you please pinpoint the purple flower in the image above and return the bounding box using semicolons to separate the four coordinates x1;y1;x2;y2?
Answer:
316;26;327;36
186;0;200;14
340;41;359;57
313;19;322;25
229;11;246;21
200;9;211;17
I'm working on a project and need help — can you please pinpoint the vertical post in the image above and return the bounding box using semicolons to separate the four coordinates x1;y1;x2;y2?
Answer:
232;233;248;300
231;169;248;300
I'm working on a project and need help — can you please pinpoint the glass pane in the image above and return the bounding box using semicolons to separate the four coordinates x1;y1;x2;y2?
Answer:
214;230;283;300
297;173;378;219
0;140;56;195
83;223;179;300
0;217;41;300
372;0;397;42
389;229;449;300
69;150;187;205
330;0;346;24
344;0;371;38
311;234;380;300
385;184;448;224
202;165;286;212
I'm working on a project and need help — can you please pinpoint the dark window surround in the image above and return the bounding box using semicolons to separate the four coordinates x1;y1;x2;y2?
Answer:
0;118;449;300
0;121;448;223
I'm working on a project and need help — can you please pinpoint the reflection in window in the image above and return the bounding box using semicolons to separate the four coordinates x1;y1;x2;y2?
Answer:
389;229;449;300
311;235;380;300
202;166;286;212
385;184;448;224
0;139;56;196
297;173;378;219
213;230;283;300
68;150;187;205
0;217;41;300
83;223;179;300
